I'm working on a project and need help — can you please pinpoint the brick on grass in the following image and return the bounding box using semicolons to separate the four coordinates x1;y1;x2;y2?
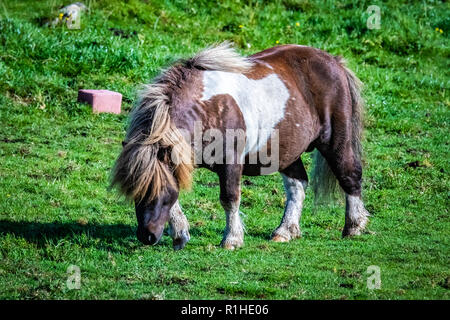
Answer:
78;89;122;114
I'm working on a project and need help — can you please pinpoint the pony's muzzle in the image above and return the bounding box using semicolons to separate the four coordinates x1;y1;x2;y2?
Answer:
137;227;162;245
147;232;159;245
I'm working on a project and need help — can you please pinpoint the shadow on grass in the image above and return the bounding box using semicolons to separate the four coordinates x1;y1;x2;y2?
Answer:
0;220;137;252
189;225;273;241
0;220;280;252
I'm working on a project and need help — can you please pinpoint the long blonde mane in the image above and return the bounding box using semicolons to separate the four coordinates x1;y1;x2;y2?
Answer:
110;42;253;202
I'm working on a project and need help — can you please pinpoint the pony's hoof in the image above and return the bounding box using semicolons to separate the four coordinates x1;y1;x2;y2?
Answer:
271;224;301;242
222;243;238;250
342;218;369;237
272;234;290;242
172;230;190;250
342;226;364;237
220;238;243;250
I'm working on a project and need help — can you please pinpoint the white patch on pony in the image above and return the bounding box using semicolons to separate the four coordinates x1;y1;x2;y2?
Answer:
272;174;306;241
220;200;244;250
344;194;370;236
201;71;290;157
168;200;190;249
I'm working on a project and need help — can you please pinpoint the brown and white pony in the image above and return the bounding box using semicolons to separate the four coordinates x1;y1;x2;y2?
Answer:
111;42;369;250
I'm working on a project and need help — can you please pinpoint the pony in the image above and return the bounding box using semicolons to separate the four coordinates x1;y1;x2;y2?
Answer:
111;42;369;250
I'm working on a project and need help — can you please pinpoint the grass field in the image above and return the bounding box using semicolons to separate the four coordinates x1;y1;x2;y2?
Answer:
0;0;449;299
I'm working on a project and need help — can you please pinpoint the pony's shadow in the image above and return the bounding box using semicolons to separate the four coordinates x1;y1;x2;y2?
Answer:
0;220;137;252
189;225;273;241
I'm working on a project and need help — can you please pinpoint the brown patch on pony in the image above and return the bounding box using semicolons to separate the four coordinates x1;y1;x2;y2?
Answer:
110;42;253;203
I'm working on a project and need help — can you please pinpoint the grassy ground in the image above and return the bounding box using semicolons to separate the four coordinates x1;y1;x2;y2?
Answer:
0;0;449;299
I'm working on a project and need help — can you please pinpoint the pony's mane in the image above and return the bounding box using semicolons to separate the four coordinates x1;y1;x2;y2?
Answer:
110;42;254;202
186;41;254;72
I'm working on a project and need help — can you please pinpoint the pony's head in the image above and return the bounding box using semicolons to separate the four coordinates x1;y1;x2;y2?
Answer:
110;81;193;245
133;167;180;245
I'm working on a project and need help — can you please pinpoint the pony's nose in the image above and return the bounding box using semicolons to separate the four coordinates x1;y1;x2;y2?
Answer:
148;232;158;245
136;228;152;245
137;227;161;245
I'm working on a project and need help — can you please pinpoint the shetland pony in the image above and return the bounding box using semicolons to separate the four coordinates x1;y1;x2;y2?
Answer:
111;43;369;250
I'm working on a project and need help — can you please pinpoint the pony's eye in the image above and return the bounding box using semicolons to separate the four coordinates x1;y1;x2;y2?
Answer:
157;148;167;161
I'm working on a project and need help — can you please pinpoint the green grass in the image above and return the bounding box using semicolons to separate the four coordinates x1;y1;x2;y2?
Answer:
0;0;449;299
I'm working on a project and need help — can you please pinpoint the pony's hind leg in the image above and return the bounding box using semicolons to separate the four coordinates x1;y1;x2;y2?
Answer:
218;164;244;250
272;158;308;242
318;142;369;237
336;150;369;237
168;200;190;250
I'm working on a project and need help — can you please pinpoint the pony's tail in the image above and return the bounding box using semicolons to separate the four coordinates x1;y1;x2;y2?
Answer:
311;57;364;206
310;150;341;206
340;58;364;163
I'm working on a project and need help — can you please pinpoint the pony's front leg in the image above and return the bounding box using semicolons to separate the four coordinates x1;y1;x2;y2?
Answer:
168;200;190;250
272;159;308;242
218;164;244;250
272;174;306;242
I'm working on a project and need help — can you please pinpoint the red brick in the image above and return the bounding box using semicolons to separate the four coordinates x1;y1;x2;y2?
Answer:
77;89;122;114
